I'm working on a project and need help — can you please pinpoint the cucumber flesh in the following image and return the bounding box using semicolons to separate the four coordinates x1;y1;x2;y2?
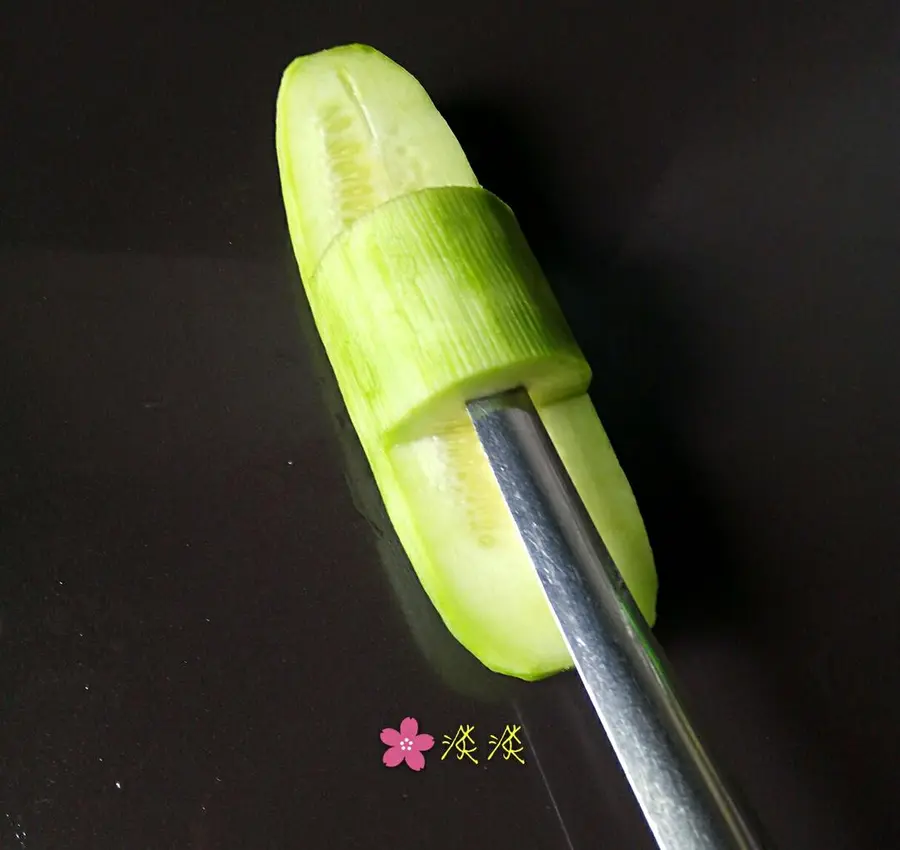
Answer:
276;44;658;680
388;394;656;678
276;44;478;280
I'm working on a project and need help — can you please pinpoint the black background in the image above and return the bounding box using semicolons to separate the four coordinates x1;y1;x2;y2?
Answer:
2;2;899;848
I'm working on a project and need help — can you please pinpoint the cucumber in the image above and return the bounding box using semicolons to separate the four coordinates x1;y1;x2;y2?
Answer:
275;44;657;680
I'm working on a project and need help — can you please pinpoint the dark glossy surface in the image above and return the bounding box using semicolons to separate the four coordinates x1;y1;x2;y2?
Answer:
2;2;899;848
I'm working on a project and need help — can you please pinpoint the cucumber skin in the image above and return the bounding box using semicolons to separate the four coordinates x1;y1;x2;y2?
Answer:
306;185;591;445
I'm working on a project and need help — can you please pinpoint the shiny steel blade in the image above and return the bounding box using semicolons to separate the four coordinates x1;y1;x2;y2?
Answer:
467;387;768;850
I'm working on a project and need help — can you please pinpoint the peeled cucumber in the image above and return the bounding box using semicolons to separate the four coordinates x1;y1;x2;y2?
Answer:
275;44;658;680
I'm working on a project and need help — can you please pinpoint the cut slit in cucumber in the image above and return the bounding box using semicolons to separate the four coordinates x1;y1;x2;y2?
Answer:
276;44;478;280
275;44;658;680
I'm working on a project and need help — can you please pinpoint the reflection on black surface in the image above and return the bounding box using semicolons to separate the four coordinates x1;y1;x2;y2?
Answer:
516;675;658;850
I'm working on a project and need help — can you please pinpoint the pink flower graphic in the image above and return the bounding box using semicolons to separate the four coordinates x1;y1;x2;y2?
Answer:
381;717;434;771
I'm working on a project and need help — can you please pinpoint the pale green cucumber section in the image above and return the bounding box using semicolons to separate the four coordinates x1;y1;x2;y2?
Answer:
384;394;656;679
275;44;478;281
275;43;659;680
539;395;658;623
388;425;569;678
307;186;591;444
